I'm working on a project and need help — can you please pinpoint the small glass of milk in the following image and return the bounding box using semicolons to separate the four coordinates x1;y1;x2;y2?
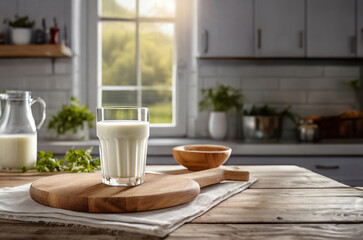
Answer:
96;107;149;186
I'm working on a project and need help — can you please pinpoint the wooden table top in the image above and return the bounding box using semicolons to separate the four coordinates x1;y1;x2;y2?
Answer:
0;165;362;240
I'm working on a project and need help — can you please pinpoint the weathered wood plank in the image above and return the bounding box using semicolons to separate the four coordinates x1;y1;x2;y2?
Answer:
0;165;347;189
0;165;361;239
147;165;348;189
168;223;363;240
193;188;363;223
1;220;362;240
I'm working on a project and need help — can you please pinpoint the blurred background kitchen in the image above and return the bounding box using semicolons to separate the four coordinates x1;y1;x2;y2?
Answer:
0;0;362;185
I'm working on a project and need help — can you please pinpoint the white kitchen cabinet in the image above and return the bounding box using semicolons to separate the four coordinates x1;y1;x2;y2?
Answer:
306;0;356;57
198;0;254;57
255;0;305;57
358;0;363;57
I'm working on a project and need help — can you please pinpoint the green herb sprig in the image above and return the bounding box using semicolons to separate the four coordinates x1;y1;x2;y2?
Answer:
22;147;100;173
199;84;245;112
3;15;35;28
48;96;95;136
64;147;101;173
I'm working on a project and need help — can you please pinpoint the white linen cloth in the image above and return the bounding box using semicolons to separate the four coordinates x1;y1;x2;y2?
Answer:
0;177;256;237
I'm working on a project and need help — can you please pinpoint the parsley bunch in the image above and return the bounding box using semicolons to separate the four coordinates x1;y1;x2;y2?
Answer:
22;147;100;173
64;147;101;173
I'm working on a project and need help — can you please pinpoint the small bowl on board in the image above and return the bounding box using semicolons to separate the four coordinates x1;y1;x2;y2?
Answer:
172;144;232;171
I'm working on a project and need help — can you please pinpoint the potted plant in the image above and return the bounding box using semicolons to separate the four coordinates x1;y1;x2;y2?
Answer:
199;84;245;140
243;105;299;141
48;97;95;140
3;15;35;45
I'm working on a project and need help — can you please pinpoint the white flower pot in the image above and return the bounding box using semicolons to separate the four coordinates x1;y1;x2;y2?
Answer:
208;111;228;140
11;28;32;45
48;121;90;141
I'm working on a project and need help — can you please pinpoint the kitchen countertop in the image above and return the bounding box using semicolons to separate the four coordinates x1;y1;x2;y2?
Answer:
0;165;362;239
38;138;363;156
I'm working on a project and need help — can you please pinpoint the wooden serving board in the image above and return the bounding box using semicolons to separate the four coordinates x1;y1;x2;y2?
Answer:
30;168;250;213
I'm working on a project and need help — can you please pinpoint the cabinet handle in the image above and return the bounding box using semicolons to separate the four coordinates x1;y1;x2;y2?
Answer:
257;29;262;49
350;36;357;55
202;29;209;54
299;31;304;48
315;165;340;170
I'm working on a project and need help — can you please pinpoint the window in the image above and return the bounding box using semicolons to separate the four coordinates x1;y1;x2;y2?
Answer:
97;0;182;131
86;0;188;136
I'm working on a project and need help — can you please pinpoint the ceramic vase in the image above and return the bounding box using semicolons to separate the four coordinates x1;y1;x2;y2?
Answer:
208;111;228;140
48;121;90;141
11;28;32;45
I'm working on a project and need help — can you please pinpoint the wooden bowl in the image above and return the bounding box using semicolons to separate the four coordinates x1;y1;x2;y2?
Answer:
172;144;232;171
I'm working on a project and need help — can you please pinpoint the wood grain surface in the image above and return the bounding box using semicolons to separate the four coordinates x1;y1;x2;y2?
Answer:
0;44;72;58
29;168;250;213
0;165;361;240
168;223;363;240
193;188;363;223
148;165;348;189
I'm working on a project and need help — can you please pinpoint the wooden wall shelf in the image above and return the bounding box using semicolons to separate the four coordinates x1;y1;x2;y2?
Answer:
0;44;72;58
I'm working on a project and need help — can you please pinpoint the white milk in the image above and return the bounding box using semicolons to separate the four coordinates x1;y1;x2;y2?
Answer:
97;120;149;182
0;134;37;169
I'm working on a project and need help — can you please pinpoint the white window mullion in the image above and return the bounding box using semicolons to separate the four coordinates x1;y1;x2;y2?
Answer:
136;0;142;107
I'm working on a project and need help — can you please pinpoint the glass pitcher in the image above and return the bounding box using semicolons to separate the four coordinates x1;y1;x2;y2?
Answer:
0;90;46;170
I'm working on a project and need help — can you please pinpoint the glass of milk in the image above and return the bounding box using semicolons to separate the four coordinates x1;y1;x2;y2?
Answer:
96;107;149;186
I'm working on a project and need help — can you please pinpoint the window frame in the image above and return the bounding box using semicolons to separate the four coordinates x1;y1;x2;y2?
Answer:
87;0;187;137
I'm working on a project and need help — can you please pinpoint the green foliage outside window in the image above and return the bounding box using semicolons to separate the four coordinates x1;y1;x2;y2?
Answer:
101;0;174;124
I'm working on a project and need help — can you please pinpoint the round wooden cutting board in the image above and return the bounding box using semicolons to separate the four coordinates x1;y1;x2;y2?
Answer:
30;168;250;213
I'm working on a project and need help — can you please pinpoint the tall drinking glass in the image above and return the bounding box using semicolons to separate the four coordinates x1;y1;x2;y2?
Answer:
96;107;149;186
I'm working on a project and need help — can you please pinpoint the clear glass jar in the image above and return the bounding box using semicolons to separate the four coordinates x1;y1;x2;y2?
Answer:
0;91;46;170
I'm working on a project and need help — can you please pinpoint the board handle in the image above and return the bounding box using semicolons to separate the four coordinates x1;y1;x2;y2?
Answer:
182;167;250;188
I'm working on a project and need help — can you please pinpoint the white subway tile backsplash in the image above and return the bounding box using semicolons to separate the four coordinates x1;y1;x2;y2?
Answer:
280;78;350;90
202;77;241;89
198;61;218;77
24;77;50;90
308;91;355;104
294;66;324;77
292;104;354;118
217;63;256;77
54;59;73;74
0;77;27;90
242;78;279;90
33;91;69;110
244;91;307;104
251;65;298;77
0;1;16;34
324;66;361;77
0;75;72;91
0;59;52;76
217;63;325;78
46;75;72;90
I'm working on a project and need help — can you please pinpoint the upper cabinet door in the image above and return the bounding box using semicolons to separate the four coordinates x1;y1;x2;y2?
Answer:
358;0;363;57
307;0;356;57
255;0;305;57
198;0;254;57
